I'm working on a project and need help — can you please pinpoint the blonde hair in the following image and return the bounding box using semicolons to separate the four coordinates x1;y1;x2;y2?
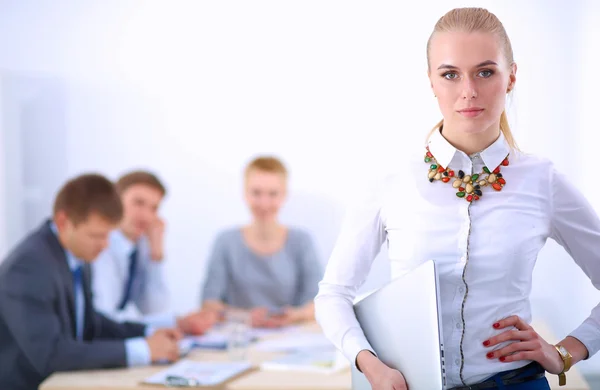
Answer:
426;7;517;149
244;156;288;179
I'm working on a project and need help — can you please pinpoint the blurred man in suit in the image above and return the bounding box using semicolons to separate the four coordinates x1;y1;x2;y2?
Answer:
0;174;182;390
92;170;216;334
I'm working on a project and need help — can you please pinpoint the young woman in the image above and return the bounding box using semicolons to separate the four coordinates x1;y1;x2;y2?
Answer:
202;156;322;328
315;7;598;390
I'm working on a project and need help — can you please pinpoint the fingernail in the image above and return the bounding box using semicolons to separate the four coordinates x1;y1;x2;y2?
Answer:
486;352;494;359
483;340;490;347
493;322;500;329
499;356;506;362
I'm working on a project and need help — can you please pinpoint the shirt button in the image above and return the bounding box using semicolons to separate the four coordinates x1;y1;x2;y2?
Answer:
455;358;460;365
456;322;461;329
459;287;465;293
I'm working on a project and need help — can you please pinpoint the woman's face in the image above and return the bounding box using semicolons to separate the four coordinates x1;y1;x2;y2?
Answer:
428;31;516;136
244;170;287;223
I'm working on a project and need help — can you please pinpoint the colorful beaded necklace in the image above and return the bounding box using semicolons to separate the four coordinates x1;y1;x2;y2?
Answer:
424;146;509;202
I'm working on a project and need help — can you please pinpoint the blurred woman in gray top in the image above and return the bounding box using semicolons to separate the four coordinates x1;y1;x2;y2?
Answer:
202;156;323;328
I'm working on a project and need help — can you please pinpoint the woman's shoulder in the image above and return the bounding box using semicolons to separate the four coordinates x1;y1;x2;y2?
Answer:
286;227;314;243
213;227;243;246
285;227;319;251
510;149;557;173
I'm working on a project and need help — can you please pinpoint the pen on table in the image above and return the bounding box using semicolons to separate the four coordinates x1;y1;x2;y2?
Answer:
166;375;200;387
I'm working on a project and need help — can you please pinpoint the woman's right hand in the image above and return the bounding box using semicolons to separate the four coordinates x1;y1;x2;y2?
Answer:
357;350;408;390
250;307;270;327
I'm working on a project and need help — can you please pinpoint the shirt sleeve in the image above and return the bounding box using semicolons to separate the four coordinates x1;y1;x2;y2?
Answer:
549;166;600;358
124;337;151;366
136;255;170;315
142;312;177;329
314;176;389;368
294;231;323;306
201;233;229;304
91;251;124;320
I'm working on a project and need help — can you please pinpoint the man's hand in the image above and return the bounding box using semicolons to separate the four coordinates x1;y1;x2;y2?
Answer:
249;306;303;328
146;328;182;363
147;218;165;261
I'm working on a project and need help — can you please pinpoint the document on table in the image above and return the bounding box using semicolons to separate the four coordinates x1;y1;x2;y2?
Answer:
142;360;252;387
260;347;349;374
180;332;229;350
254;332;334;352
179;325;302;351
250;325;301;338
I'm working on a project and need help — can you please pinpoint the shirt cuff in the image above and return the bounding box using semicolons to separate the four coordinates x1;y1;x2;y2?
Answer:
341;327;376;370
125;337;151;367
144;326;155;337
568;318;600;359
143;313;177;329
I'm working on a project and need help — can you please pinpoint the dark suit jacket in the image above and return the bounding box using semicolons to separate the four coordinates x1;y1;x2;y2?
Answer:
0;221;147;390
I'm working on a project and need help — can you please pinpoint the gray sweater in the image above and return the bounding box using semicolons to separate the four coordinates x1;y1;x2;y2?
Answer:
202;227;323;310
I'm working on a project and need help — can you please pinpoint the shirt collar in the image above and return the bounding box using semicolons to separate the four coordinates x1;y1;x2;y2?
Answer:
50;222;84;271
109;229;138;259
427;128;510;170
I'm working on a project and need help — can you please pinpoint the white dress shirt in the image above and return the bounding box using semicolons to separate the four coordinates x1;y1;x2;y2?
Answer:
315;129;600;388
92;230;173;328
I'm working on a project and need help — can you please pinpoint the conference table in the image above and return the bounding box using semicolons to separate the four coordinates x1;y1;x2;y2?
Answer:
41;322;590;390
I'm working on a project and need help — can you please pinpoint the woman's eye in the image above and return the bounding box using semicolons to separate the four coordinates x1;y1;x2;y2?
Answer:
479;70;493;78
443;72;458;80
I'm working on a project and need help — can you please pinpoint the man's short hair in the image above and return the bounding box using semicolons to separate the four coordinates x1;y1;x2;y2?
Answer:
115;171;167;196
53;173;123;225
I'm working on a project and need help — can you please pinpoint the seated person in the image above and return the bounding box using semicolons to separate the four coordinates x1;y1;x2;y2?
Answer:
0;174;181;390
92;170;214;334
201;156;323;327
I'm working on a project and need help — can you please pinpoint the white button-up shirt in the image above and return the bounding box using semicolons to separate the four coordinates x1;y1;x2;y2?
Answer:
315;129;600;387
92;230;172;326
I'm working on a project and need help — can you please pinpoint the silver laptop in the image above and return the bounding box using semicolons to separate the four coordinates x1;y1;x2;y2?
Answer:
351;259;446;390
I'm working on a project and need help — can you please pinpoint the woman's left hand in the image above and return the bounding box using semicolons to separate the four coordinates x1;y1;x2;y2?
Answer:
483;315;564;375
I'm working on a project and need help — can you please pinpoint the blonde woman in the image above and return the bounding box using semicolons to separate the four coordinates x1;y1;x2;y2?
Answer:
202;157;322;328
315;7;598;390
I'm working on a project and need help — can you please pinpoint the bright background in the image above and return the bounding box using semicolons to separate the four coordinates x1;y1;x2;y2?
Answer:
1;0;600;378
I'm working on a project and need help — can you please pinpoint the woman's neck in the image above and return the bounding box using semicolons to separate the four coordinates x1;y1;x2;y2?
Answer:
247;221;283;241
440;122;501;156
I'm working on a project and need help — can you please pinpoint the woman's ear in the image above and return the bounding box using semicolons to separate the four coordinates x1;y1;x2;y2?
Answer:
507;63;517;92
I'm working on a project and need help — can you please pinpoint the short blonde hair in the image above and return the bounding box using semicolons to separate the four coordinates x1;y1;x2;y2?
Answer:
427;7;518;150
244;156;288;179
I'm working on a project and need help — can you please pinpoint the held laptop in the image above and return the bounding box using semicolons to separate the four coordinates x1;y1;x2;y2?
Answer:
351;259;446;390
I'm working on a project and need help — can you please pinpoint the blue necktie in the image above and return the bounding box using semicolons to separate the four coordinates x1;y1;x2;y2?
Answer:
72;265;84;340
118;247;138;310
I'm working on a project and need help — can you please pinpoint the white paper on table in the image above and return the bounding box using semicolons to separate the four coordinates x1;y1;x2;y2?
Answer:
254;333;334;352
142;360;252;386
260;348;349;374
250;325;301;339
181;332;229;350
179;325;302;352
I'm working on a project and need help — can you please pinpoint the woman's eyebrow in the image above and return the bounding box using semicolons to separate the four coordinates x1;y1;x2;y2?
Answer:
437;60;499;70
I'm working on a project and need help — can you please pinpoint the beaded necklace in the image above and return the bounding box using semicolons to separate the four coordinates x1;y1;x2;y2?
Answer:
424;146;509;202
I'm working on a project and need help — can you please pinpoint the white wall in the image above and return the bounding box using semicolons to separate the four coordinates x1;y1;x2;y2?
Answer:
0;77;5;257
1;0;600;375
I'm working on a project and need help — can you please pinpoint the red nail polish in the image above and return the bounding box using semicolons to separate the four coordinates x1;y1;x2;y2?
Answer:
486;352;494;358
483;340;490;347
493;322;500;329
499;356;506;362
